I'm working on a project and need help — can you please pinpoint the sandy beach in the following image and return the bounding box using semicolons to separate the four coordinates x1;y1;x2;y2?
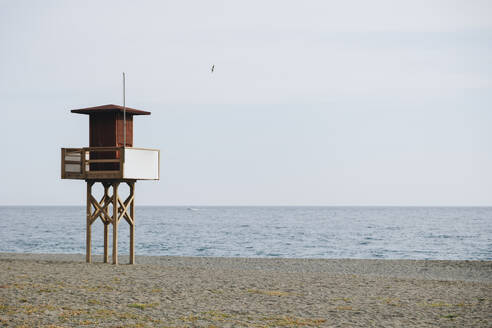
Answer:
0;253;490;327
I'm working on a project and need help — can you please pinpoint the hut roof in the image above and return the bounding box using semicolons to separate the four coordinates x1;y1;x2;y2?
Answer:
71;104;151;116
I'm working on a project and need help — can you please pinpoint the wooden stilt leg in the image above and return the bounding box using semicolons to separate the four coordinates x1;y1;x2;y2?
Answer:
103;223;109;263
103;183;110;263
86;181;93;263
129;182;135;264
112;182;119;265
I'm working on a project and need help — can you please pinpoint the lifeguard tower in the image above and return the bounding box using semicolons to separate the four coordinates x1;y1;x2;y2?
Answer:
61;104;160;264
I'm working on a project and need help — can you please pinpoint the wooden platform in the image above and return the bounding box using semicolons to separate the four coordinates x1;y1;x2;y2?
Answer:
61;147;159;180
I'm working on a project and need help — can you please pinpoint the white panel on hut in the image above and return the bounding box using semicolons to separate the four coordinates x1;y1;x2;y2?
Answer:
123;148;159;180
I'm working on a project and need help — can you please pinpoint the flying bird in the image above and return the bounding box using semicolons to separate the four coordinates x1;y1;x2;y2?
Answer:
211;64;215;73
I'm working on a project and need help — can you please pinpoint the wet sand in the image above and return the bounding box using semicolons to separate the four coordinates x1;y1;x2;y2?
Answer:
0;253;490;327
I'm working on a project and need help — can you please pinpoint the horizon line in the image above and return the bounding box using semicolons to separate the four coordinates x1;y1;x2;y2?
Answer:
1;204;491;208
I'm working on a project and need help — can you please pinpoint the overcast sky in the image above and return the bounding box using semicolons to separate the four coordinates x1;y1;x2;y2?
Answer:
0;0;491;206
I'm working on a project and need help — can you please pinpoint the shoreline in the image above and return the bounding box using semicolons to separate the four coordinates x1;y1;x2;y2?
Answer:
1;253;490;327
1;252;491;283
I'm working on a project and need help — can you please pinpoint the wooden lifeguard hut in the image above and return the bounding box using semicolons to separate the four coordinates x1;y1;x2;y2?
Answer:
61;104;160;264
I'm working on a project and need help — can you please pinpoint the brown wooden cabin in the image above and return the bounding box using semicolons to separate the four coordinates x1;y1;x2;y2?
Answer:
71;104;150;171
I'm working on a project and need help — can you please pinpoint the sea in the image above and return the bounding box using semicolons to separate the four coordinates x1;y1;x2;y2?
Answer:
0;206;490;260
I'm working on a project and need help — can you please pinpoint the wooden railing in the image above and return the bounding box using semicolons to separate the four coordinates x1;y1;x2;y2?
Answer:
61;147;124;179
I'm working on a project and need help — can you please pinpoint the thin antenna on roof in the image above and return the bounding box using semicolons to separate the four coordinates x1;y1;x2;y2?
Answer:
123;72;126;148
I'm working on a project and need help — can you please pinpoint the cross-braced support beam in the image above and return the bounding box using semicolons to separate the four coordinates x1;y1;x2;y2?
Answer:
86;180;136;264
